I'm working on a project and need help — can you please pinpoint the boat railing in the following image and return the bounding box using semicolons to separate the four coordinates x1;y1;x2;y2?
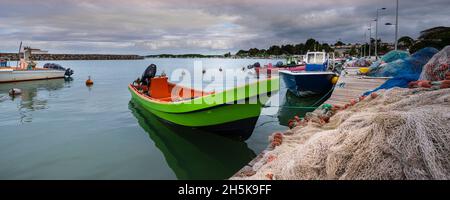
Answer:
327;52;336;71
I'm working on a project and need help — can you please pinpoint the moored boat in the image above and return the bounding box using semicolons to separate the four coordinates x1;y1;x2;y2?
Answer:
129;65;279;134
0;46;73;83
252;56;306;76
279;51;338;97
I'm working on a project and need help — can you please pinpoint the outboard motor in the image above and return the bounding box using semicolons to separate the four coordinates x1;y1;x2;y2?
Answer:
141;64;157;86
276;61;284;67
253;62;261;68
247;62;261;69
64;68;74;77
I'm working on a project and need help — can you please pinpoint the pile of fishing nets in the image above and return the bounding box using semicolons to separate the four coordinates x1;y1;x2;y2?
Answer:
364;47;448;95
232;87;450;180
369;50;411;70
381;50;411;63
368;47;438;77
344;58;372;68
419;46;450;81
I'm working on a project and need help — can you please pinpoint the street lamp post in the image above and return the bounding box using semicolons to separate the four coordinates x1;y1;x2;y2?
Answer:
375;7;386;59
386;0;399;50
368;23;372;58
395;0;399;50
363;31;367;57
385;22;396;49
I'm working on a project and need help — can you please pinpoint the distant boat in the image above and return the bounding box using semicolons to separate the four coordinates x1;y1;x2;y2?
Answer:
0;46;73;83
254;56;306;75
279;51;338;97
129;64;279;134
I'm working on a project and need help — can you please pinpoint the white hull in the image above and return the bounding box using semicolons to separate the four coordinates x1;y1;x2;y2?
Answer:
0;69;65;83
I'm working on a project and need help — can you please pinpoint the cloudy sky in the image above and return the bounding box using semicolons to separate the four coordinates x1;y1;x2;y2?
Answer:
0;0;449;54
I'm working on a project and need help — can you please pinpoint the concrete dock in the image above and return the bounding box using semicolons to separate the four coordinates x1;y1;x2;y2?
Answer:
323;67;390;106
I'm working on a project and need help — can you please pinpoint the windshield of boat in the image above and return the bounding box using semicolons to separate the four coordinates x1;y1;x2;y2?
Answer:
307;53;325;64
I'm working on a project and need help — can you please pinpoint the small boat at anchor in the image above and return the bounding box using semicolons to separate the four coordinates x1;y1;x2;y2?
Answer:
252;56;306;76
279;51;338;97
129;64;279;134
0;46;73;83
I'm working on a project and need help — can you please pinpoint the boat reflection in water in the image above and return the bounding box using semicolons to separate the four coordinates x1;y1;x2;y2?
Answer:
0;79;66;123
277;90;331;126
129;100;256;180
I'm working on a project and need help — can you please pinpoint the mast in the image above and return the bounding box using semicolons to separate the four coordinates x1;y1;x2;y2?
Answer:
16;41;22;67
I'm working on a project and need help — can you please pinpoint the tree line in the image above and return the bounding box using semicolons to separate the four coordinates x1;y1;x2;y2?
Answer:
235;38;334;57
234;26;450;57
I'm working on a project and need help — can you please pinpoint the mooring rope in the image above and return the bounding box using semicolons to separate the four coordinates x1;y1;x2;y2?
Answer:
262;86;335;111
309;86;335;107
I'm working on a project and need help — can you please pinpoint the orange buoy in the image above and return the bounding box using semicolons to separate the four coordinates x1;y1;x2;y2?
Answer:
371;92;378;99
86;76;94;86
359;96;366;101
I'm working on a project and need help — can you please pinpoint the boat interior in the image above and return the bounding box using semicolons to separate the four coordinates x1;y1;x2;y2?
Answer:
131;76;214;102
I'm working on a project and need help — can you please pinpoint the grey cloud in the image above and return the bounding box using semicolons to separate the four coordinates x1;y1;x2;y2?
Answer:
0;0;449;54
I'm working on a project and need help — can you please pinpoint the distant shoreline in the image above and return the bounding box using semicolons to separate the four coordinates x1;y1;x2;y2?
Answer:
0;53;144;61
145;54;287;59
0;53;288;61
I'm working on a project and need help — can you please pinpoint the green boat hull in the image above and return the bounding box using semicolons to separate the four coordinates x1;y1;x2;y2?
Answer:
128;78;279;128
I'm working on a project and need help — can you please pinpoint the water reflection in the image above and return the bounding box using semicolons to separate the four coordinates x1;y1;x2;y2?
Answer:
129;100;256;180
277;90;330;126
0;79;66;123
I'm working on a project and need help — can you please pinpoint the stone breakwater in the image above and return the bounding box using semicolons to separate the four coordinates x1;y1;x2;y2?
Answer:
0;53;144;61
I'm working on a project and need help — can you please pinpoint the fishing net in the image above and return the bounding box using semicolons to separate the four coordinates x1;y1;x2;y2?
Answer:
364;47;444;95
419;46;450;81
381;50;410;63
369;50;410;71
368;47;438;77
343;58;372;68
353;58;372;68
363;74;418;96
232;88;450;180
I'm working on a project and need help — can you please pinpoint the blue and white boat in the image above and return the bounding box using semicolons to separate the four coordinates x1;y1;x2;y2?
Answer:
279;51;338;97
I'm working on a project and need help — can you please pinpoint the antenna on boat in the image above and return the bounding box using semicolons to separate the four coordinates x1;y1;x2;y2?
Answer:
16;41;22;67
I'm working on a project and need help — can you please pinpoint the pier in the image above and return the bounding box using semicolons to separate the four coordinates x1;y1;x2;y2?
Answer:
323;67;389;106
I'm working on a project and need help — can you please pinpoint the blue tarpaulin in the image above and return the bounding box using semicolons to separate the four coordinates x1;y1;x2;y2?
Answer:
364;47;439;95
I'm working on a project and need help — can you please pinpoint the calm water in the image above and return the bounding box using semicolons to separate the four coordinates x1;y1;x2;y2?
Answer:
0;59;323;180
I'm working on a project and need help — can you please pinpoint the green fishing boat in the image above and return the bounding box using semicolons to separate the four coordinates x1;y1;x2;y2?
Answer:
128;65;279;134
